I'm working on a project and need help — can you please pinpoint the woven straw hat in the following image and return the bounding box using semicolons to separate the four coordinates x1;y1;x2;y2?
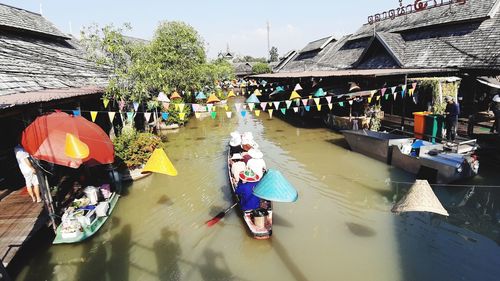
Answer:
391;180;449;216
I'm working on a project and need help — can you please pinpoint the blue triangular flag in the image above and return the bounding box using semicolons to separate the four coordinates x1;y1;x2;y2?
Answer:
162;112;169;120
241;110;247;117
305;105;310;112
72;109;81;116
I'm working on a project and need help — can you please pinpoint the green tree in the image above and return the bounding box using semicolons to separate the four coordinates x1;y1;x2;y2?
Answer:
252;62;271;74
149;21;206;93
269;46;279;62
202;58;235;86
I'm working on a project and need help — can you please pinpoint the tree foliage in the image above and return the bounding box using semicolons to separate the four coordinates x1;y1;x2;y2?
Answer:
252;62;271;74
269;46;279;62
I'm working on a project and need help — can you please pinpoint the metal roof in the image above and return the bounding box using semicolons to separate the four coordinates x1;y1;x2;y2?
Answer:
253;68;459;79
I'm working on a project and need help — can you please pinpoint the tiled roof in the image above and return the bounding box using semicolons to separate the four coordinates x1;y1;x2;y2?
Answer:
0;35;109;96
352;0;499;40
299;35;335;54
0;4;69;39
0;86;104;109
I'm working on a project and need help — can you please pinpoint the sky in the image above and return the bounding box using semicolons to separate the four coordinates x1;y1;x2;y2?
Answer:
2;0;397;59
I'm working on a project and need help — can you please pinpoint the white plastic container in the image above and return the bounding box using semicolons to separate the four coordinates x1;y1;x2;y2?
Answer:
95;202;109;217
84;186;99;205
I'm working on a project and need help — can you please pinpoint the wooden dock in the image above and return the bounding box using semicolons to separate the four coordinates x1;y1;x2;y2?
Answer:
0;189;47;267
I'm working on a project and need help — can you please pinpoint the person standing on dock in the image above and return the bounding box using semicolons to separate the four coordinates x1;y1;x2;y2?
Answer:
444;96;460;143
491;94;500;136
14;144;42;203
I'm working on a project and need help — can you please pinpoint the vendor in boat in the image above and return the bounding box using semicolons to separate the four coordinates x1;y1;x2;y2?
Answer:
444;95;460;143
235;169;261;211
229;131;243;155
247;149;266;178
230;153;246;185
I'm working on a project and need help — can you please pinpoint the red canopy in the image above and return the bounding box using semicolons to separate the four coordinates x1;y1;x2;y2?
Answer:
21;112;114;168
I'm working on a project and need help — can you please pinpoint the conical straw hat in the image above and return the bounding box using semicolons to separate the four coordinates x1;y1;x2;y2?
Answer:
142;148;178;176
170;91;182;100
207;93;221;103
65;133;89;159
391;180;449;216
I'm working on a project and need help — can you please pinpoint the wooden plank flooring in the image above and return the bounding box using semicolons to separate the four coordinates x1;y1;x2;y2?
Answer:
0;189;47;267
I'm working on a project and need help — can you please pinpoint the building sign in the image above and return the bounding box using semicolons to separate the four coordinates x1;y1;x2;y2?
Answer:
368;0;466;25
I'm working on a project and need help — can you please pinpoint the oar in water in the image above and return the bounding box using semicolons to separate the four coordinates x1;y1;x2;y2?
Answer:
206;202;238;227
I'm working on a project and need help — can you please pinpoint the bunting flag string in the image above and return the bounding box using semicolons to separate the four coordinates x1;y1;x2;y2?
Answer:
103;98;109;109
108;112;116;123
144;112;152;122
280;108;286;115
285;100;292;109
226;111;232;118
255;110;261;117
268;109;274;119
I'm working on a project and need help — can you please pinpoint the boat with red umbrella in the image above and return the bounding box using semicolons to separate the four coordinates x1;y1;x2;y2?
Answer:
21;111;118;244
21;112;114;168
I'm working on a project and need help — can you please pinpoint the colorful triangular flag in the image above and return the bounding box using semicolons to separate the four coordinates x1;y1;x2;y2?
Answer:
285;100;292;109
302;99;308;106
241;110;247;118
248;103;255;111
179;112;186;120
305;105;310;112
72;109;81;116
178;103;185;112
144;112;151;122
108;112;115;123
162;112;169;120
211;111;217;119
255;110;261;117
268;109;274;118
133;102;139;112
313;98;320;106
326;96;332;104
273;101;280;109
103;98;109;109
226;111;232;118
293;107;299;113
127;112;134;123
195;112;201;119
207;104;214;112
328;103;333;110
280;108;286;115
90;111;98;122
260;102;267;111
317;104;322;111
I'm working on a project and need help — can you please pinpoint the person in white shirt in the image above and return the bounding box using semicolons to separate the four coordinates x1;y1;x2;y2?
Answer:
246;149;266;178
230;153;246;185
14;144;41;202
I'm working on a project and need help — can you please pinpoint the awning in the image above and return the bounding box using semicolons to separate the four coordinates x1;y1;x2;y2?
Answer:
252;68;459;79
477;76;500;89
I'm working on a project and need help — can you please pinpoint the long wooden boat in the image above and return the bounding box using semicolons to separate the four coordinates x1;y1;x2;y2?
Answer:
227;148;272;239
53;192;119;244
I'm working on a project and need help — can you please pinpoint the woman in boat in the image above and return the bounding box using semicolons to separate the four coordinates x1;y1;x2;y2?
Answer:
247;149;266;178
230;153;246;186
229;131;243;155
235;169;261;211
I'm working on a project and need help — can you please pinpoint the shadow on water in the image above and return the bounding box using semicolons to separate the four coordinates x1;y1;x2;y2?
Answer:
345;222;376;237
272;214;294;228
154;227;182;281
198;249;234;281
108;225;131;281
325;138;350;149
157;195;174;206
271;238;310;281
76;241;107;281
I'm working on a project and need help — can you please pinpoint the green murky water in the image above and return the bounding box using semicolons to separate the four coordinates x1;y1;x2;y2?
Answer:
14;99;500;281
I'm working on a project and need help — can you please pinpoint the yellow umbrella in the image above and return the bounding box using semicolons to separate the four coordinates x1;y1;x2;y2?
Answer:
289;91;301;100
142;148;178;176
65;133;89;159
207;93;221;104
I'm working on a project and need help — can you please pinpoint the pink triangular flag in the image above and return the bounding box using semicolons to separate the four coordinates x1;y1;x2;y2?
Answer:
301;99;308;106
412;82;417;89
381;88;387;95
326;96;332;103
260;102;267;111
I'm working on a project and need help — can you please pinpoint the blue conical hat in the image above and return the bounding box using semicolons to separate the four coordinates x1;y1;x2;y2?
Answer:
246;93;260;104
253;169;298;202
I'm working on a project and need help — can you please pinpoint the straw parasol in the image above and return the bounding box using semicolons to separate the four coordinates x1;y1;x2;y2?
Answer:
206;93;221;104
289;90;301;100
391;180;449;216
170;91;182;100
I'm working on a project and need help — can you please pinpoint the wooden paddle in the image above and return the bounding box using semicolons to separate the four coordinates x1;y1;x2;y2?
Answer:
206;202;238;227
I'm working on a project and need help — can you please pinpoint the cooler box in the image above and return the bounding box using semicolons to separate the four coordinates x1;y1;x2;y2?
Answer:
413;112;431;139
424;114;444;144
84;186;99;205
95;202;109;217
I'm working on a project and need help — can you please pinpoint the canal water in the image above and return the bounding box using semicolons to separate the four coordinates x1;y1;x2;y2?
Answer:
15;99;500;281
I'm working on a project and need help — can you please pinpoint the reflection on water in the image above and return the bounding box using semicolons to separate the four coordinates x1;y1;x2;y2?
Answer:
14;99;500;281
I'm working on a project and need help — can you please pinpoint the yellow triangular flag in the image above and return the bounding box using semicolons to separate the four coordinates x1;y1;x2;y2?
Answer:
178;103;185;112
368;97;372;103
254;89;262;96
174;104;179;110
317;104;322;111
90;111;98;122
65;133;89;159
313;98;320;106
142;148;178;176
409;88;415;96
376;96;381;101
255;110;261;116
195;112;201;119
268;109;274;119
224;105;229;111
108;112;116;123
103;98;109;109
179;112;186;120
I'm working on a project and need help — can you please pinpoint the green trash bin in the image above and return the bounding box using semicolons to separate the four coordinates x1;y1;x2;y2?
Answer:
424;114;444;143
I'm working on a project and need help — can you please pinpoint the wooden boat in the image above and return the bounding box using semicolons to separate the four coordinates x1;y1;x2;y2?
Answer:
53;192;119;244
342;129;479;184
227;149;272;239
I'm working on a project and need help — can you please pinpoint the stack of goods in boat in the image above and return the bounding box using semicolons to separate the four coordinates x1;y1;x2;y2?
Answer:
54;184;119;244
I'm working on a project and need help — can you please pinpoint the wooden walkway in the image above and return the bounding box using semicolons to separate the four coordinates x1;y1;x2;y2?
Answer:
0;189;47;267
